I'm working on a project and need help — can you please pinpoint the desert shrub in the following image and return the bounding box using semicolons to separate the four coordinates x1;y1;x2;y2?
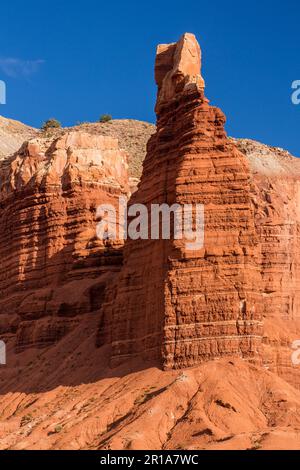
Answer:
41;118;61;131
99;114;112;123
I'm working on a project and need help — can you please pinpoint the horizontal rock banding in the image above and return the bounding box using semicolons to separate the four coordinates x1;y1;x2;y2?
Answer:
105;33;262;369
0;131;129;350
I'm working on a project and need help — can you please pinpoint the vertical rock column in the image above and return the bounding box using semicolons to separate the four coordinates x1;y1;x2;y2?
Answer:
107;33;262;369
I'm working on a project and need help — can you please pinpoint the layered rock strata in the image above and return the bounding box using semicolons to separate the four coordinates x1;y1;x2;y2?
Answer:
0;131;129;351
102;33;263;369
235;139;300;388
0;34;299;382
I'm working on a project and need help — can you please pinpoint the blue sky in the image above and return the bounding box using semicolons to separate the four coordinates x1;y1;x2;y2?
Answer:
0;0;299;155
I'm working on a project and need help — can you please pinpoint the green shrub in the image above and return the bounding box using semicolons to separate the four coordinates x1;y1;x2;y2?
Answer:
99;114;112;123
41;118;61;131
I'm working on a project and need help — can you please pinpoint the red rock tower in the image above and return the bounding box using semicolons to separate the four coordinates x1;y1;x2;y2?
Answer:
104;33;263;369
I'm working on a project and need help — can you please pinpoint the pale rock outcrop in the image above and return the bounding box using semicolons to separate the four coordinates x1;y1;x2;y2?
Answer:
0;115;37;159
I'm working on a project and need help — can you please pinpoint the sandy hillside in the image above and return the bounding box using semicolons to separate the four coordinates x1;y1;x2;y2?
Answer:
0;115;38;160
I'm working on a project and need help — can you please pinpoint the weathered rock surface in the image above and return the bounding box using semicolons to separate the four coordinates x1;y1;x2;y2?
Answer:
0;33;300;451
70;120;155;185
0;131;129;351
38;119;156;191
104;33;262;369
0;115;37;160
235;139;300;389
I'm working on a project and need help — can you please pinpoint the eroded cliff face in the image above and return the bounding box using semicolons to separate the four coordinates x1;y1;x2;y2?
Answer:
0;33;300;450
0;36;299;380
235;139;300;388
103;33;263;369
0;131;129;351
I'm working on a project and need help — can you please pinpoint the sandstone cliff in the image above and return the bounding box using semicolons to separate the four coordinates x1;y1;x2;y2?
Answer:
0;33;300;451
0;131;129;352
236;139;300;388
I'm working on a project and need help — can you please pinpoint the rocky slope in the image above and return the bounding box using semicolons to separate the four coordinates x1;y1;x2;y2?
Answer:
0;33;300;450
1;339;300;450
0;115;37;159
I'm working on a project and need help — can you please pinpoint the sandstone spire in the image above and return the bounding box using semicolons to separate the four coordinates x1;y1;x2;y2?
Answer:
155;33;205;112
100;33;262;370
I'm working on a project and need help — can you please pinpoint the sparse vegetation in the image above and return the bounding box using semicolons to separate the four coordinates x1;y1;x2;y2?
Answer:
20;414;33;427
41;118;61;131
47;424;63;436
99;114;112;123
248;441;262;451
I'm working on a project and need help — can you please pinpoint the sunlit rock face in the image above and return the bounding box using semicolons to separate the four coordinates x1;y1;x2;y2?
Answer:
101;33;262;370
0;33;299;390
235;138;300;389
0;131;129;351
